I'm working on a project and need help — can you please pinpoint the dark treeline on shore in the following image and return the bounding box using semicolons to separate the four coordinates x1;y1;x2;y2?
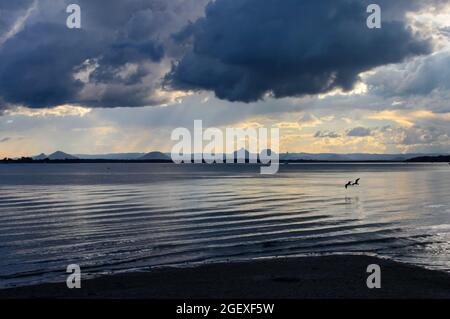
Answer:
406;155;450;162
0;157;173;164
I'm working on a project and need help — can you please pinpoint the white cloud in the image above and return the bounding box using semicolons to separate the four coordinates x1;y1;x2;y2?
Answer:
5;105;92;117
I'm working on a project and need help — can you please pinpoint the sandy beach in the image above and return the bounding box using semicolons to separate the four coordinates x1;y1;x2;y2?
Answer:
1;255;449;299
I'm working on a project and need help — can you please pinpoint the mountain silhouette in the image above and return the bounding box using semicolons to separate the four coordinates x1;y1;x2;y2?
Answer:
47;151;79;160
139;152;170;160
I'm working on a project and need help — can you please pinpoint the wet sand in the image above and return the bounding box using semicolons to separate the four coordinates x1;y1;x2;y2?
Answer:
1;255;449;299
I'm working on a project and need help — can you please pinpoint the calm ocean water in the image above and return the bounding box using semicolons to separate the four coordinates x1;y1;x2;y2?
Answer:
0;163;449;288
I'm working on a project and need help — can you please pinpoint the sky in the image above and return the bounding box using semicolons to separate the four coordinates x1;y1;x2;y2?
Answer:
1;0;450;157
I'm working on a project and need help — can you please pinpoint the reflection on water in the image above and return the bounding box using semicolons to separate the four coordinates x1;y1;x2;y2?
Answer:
0;163;449;287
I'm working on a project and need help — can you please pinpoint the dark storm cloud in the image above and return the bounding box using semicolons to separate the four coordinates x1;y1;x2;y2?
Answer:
0;0;444;111
0;23;102;108
0;0;34;40
0;0;207;110
166;0;436;103
347;127;372;137
0;1;34;10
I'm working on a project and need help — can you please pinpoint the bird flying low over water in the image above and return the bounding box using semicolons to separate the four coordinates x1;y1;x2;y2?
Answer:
345;178;361;189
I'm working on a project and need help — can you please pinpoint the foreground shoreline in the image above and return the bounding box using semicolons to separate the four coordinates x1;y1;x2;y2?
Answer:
1;255;449;299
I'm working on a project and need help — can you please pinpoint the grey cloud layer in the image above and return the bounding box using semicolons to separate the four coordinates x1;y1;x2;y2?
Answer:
347;127;372;137
166;0;436;103
367;50;450;97
314;131;341;139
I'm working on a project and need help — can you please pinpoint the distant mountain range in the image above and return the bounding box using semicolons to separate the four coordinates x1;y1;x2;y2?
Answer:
32;151;170;161
30;150;449;162
73;153;146;160
33;151;79;160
